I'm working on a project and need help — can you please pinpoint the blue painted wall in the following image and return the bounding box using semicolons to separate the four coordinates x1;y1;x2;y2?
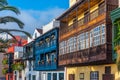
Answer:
34;28;59;71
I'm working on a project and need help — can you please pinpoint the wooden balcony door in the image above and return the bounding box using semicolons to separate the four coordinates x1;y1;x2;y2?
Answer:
69;74;75;80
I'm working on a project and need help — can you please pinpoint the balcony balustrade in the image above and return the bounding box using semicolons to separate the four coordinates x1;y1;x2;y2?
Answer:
59;44;111;66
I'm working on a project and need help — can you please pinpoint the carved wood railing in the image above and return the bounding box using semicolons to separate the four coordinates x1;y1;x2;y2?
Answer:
59;44;111;66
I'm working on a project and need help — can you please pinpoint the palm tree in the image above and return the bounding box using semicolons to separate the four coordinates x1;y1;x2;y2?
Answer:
0;0;31;40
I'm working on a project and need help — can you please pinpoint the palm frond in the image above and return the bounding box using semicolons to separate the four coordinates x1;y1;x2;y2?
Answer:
7;29;32;38
0;29;32;38
0;16;24;29
0;6;20;14
0;0;8;5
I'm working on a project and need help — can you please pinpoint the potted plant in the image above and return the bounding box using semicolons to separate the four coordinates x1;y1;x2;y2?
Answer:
12;62;24;71
41;60;44;64
38;60;41;64
2;68;8;75
48;59;51;63
2;58;8;65
54;58;57;62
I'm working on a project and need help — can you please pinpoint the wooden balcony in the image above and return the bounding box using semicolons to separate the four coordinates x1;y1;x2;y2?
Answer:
59;43;112;66
60;6;106;41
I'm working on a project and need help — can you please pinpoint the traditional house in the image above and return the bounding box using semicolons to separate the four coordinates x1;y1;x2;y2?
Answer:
34;20;64;80
22;28;42;80
57;0;119;80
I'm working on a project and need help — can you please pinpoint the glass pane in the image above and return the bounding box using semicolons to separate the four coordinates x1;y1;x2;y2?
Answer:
59;73;64;80
47;73;51;80
53;73;57;80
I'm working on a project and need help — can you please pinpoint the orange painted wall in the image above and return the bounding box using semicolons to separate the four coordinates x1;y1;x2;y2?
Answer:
6;73;13;80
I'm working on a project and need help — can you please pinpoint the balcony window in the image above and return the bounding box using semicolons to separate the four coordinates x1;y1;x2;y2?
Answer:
77;35;81;50
59;24;106;54
80;33;85;49
101;24;105;44
90;30;93;47
93;26;101;46
86;32;89;48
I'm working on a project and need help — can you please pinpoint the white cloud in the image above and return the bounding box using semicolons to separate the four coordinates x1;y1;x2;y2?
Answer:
0;7;65;35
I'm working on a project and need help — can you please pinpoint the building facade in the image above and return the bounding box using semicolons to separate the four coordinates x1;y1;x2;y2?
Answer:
57;0;119;80
22;29;42;80
23;41;40;80
34;27;64;80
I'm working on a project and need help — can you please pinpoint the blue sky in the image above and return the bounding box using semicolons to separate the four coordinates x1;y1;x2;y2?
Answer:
0;0;69;34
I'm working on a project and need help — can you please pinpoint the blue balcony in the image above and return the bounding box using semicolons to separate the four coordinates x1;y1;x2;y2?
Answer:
34;60;57;71
34;28;59;71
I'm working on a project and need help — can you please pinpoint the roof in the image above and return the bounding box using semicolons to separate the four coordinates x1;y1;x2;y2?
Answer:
56;0;85;20
36;28;43;34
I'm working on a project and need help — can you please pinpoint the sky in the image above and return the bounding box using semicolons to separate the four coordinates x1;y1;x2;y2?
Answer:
0;0;69;35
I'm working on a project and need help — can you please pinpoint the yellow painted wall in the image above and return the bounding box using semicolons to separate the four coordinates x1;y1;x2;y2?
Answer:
66;64;120;80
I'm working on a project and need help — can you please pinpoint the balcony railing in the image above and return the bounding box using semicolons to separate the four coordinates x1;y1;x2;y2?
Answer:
34;61;57;70
60;6;106;36
59;44;111;66
14;52;23;60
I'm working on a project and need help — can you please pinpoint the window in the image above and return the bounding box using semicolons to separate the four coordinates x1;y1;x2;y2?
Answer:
90;30;93;47
80;73;84;80
86;32;89;48
59;73;64;80
29;61;32;71
29;74;31;80
101;24;105;44
77;35;81;50
47;73;51;80
80;33;85;49
32;75;36;80
53;73;57;80
105;66;111;74
93;26;101;46
90;71;99;80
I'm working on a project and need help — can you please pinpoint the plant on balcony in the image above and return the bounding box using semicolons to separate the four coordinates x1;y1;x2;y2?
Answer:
46;38;50;42
2;68;8;75
54;58;57;62
12;62;24;71
41;60;44;64
2;58;8;65
51;35;55;39
38;60;41;64
47;59;51;64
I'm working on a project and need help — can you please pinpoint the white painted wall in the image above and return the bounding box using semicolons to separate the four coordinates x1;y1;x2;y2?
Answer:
22;60;40;80
43;20;60;34
28;29;42;43
40;71;65;80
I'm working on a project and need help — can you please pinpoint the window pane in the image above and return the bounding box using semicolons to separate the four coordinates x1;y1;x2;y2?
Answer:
59;73;64;80
53;73;57;80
